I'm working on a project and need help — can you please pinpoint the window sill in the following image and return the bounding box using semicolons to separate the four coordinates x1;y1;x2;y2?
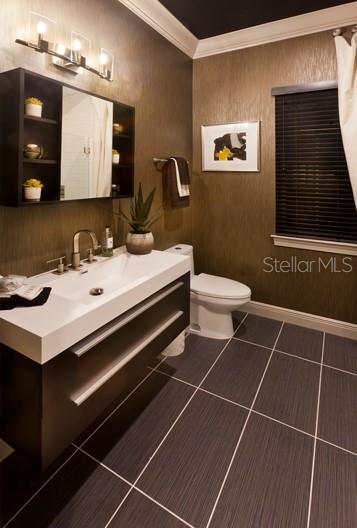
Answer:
271;235;357;256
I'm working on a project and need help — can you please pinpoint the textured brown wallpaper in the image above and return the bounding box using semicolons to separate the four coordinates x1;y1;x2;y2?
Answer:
0;0;192;276
193;31;357;323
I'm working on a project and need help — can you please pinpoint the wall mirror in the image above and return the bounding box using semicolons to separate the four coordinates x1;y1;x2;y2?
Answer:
61;87;113;200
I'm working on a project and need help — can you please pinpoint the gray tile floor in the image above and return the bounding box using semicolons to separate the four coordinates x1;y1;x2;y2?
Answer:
1;313;356;527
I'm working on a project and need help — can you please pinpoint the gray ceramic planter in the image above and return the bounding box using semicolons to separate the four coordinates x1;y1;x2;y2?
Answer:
126;232;154;254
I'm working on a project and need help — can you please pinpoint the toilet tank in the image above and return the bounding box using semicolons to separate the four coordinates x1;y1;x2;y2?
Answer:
165;244;194;275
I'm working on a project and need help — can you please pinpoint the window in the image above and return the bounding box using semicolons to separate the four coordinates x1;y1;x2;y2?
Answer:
275;88;357;244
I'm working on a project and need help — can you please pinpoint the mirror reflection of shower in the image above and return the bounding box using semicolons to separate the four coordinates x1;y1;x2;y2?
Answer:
61;86;113;200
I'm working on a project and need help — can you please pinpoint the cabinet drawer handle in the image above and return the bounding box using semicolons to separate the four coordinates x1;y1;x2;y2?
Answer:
70;310;183;406
70;281;184;357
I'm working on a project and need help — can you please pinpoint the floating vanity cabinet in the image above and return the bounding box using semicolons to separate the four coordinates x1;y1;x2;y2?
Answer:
0;68;135;206
0;273;189;469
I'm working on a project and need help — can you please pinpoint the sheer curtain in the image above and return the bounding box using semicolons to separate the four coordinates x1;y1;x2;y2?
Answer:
335;32;357;209
90;97;113;197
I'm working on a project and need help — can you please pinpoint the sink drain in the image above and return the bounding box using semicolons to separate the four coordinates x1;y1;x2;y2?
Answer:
89;287;104;296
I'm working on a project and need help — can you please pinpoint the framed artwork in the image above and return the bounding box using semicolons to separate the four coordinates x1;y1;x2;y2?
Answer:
201;121;260;172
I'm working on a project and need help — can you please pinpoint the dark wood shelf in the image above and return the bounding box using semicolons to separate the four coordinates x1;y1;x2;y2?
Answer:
20;199;57;206
112;163;133;169
111;193;132;199
23;158;58;165
113;133;131;140
24;115;58;125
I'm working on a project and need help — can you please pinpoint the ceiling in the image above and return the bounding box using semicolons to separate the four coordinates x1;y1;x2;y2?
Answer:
158;0;353;39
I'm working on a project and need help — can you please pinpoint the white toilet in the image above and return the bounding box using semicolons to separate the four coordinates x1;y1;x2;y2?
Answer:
166;244;251;339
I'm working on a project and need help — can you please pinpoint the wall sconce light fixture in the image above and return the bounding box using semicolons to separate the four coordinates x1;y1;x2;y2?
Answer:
99;48;114;81
15;12;114;82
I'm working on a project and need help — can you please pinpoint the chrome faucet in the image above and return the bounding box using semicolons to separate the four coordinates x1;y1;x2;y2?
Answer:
72;230;99;269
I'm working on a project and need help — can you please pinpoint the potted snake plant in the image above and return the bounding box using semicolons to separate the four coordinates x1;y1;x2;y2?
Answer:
117;183;159;255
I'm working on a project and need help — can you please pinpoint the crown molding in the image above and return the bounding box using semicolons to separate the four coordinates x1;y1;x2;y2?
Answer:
118;1;357;60
117;0;198;57
194;2;357;58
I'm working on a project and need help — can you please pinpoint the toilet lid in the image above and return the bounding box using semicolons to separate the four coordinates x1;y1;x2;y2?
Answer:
191;273;251;300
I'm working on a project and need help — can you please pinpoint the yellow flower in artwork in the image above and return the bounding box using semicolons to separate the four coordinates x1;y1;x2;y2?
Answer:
218;147;233;161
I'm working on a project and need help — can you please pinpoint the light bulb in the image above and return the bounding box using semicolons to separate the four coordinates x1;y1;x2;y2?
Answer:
56;43;66;55
36;20;47;35
72;38;81;51
99;53;108;65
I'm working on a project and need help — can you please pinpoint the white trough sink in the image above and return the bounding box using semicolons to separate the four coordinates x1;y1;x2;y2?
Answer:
0;249;190;364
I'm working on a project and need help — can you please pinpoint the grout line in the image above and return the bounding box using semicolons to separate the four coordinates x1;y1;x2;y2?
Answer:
235;337;357;378
103;483;137;527
232;337;273;351
147;366;198;390
277;348;357;378
322;362;357;378
198;385;315;439
104;313;249;528
191;386;250;412
251;409;315;439
153;367;315;438
2;448;79;528
153;356;356;457
205;321;285;528
233;315;249;337
317;436;357;457
2;358;168;528
306;332;325;528
73;444;133;487
130;486;195;528
149;355;168;372
152;360;357;453
151;367;251;414
275;349;321;366
73;444;195;528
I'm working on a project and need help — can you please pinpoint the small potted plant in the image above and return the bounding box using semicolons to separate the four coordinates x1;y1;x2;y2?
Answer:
112;149;120;164
23;179;44;202
117;183;159;255
25;97;44;118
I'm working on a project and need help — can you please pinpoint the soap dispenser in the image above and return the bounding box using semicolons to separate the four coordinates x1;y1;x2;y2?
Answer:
102;226;114;257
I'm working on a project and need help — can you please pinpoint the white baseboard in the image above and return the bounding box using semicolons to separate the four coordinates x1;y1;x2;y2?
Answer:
245;301;357;340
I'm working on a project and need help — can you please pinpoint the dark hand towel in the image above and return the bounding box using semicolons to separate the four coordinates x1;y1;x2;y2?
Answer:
0;287;52;311
164;157;190;209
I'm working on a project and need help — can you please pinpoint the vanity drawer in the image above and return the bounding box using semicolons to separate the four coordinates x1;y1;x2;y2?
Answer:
1;273;190;468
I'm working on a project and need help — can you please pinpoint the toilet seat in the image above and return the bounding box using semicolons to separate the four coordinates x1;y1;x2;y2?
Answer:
191;273;251;300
